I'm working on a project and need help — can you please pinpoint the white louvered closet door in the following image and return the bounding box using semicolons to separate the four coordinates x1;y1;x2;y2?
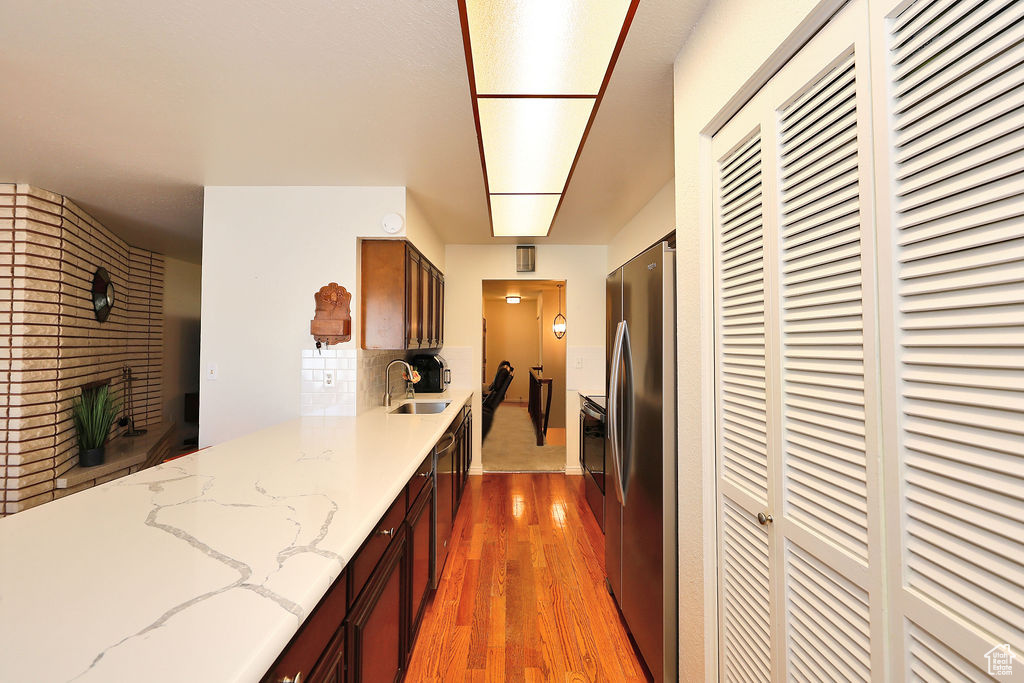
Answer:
712;1;885;679
713;126;774;682
870;0;1024;677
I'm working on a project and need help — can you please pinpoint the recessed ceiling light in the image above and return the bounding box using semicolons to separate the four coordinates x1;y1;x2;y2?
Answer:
459;0;641;238
505;295;521;304
490;194;561;237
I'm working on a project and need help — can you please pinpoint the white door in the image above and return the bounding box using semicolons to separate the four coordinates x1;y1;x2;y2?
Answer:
870;0;1024;678
712;1;887;679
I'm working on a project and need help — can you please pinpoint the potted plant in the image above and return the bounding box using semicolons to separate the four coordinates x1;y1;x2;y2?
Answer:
72;385;121;467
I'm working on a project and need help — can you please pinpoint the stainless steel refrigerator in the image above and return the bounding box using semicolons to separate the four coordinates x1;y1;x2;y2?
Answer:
606;241;677;682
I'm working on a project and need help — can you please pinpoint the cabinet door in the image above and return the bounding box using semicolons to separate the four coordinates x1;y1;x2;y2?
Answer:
263;570;347;683
424;267;436;348
346;525;406;683
419;259;431;348
406;480;434;653
307;626;345;683
454;413;470;508
430;268;443;348
464;411;472;480
406;249;422;349
437;274;444;347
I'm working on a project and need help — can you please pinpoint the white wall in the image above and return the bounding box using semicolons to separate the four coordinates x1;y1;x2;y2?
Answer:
405;193;445;271
162;256;202;450
483;298;540;403
607;178;676;271
200;186;448;446
669;0;825;680
444;244;608;474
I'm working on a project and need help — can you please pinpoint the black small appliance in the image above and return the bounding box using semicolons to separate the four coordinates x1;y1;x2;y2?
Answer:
411;354;450;393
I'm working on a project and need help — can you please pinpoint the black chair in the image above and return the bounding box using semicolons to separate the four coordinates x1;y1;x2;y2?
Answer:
482;362;514;440
484;360;512;396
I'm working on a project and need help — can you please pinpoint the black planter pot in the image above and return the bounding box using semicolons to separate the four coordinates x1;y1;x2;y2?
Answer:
80;446;105;468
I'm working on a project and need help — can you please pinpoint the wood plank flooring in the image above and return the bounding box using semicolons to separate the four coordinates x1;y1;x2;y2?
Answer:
406;473;648;682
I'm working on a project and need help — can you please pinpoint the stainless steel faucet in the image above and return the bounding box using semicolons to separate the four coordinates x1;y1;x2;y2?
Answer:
383;359;415;407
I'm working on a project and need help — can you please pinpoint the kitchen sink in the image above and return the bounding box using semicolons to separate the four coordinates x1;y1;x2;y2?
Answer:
389;400;451;415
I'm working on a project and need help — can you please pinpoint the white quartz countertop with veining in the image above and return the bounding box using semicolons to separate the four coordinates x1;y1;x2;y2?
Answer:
0;390;472;683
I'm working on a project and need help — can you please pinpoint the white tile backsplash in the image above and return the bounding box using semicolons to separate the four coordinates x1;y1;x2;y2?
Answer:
300;347;358;416
301;346;445;417
357;349;417;414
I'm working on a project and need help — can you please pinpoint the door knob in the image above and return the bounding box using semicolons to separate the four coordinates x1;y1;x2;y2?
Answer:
757;512;773;525
378;527;395;537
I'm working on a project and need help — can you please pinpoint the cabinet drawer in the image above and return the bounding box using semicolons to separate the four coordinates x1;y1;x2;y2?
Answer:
263;569;347;683
407;453;433;509
348;492;406;606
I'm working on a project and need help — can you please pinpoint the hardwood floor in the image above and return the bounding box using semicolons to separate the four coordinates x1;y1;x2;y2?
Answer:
406;473;648;682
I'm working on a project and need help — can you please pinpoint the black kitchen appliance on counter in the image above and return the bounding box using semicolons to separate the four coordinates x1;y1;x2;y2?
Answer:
411;354;450;393
580;394;606;531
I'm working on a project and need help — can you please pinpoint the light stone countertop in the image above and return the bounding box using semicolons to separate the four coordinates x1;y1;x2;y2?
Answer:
0;390;472;683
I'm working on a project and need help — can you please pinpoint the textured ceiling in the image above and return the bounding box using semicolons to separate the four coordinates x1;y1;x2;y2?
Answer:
0;0;706;262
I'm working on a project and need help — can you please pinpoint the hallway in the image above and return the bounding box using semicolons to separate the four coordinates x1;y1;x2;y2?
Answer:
405;474;647;682
482;405;566;472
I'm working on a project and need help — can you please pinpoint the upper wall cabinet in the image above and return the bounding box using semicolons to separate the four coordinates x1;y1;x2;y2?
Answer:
361;240;444;350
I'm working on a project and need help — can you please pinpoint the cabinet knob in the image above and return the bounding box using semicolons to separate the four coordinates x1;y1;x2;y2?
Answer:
278;673;302;683
757;512;773;525
378;527;396;537
417;471;431;478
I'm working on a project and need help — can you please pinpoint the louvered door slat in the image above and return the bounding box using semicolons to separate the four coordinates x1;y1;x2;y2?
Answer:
717;134;769;501
894;0;1022;92
891;0;960;40
780;53;871;569
906;621;988;682
889;0;1024;669
721;500;771;682
895;21;1024;118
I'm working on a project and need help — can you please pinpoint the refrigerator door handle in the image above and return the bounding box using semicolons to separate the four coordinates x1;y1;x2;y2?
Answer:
620;321;635;503
608;320;627;505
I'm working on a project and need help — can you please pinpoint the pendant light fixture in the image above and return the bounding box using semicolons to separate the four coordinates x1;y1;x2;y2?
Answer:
552;284;567;339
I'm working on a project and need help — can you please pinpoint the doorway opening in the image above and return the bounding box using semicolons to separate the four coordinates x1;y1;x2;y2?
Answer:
481;279;567;472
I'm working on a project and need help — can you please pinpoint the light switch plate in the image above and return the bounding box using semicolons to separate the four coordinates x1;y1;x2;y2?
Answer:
575;357;584;369
206;364;218;381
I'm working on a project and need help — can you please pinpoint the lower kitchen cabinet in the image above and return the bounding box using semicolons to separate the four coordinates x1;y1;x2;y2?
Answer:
346;525;407;683
308;626;346;683
264;405;473;683
406;479;433;651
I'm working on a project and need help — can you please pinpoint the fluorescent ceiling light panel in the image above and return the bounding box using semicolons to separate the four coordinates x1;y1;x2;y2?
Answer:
478;97;595;194
465;0;633;95
490;194;561;237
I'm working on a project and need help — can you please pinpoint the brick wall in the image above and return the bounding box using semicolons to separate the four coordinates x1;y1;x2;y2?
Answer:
0;184;164;515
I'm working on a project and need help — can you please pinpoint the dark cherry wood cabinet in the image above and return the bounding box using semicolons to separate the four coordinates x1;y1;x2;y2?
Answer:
263;569;348;683
361;240;444;351
406;479;433;651
346;524;407;683
264;404;473;683
451;407;472;508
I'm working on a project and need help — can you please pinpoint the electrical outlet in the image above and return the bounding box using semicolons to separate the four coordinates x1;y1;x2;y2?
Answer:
575;357;584;369
324;370;335;387
206;364;218;381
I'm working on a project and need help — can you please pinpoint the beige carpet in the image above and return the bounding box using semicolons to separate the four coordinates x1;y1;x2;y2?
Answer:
482;406;566;472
